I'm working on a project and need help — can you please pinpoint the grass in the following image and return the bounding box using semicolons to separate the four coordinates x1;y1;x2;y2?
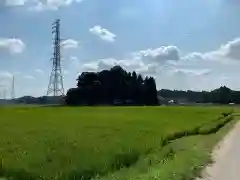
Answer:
0;106;235;180
98;113;236;180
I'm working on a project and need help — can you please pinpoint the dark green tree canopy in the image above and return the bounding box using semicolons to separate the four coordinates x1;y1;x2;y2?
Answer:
66;66;159;106
158;86;239;104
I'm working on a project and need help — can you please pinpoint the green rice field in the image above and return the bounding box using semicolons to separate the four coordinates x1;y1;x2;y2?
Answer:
0;106;236;180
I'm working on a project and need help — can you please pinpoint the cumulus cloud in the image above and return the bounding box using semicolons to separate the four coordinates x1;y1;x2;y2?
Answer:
215;38;240;60
81;58;155;75
80;45;180;75
61;39;79;49
159;38;240;90
136;64;158;75
0;38;25;54
180;52;204;62
181;38;240;64
89;26;116;42
82;58;146;72
139;46;180;62
78;37;240;91
81;62;98;72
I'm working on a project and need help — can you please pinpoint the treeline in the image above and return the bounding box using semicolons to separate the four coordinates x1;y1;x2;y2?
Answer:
65;65;240;105
158;86;240;104
15;96;64;105
65;66;158;106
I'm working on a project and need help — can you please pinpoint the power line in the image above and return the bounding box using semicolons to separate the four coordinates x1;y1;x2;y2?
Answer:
46;19;65;96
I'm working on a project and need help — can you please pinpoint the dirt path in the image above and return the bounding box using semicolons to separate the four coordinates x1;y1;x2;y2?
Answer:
197;121;240;180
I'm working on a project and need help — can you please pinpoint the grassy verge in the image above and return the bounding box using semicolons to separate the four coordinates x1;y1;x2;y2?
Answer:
0;106;235;180
97;114;237;180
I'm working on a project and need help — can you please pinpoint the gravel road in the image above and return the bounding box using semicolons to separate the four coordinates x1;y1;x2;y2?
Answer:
197;121;240;180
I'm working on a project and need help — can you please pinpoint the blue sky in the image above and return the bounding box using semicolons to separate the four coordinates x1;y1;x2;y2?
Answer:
0;0;240;98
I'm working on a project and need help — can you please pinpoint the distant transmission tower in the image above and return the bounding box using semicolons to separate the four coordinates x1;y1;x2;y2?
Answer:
47;19;65;96
11;75;15;99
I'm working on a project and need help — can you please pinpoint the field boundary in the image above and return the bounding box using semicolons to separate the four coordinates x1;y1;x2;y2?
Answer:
161;113;233;147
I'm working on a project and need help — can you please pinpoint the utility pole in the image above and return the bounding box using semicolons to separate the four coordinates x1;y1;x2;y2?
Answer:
46;19;65;96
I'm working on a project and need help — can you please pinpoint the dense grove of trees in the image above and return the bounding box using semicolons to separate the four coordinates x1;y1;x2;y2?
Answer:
158;86;240;104
65;66;158;106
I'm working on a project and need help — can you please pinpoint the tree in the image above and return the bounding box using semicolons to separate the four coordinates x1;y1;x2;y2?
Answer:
65;66;159;106
158;86;239;104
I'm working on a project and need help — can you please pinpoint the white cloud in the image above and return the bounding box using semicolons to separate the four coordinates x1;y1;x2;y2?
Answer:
180;52;204;62
79;37;240;91
157;38;240;90
181;38;240;64
23;75;36;80
217;38;240;60
81;62;98;72
136;64;158;75
5;0;27;6
81;58;155;75
6;0;83;11
172;69;211;76
61;39;79;49
82;58;146;72
139;46;180;62
97;58;119;70
80;45;180;75
89;26;116;42
0;38;25;54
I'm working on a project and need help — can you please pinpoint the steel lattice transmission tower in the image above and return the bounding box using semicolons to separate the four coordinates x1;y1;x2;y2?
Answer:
47;19;64;96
